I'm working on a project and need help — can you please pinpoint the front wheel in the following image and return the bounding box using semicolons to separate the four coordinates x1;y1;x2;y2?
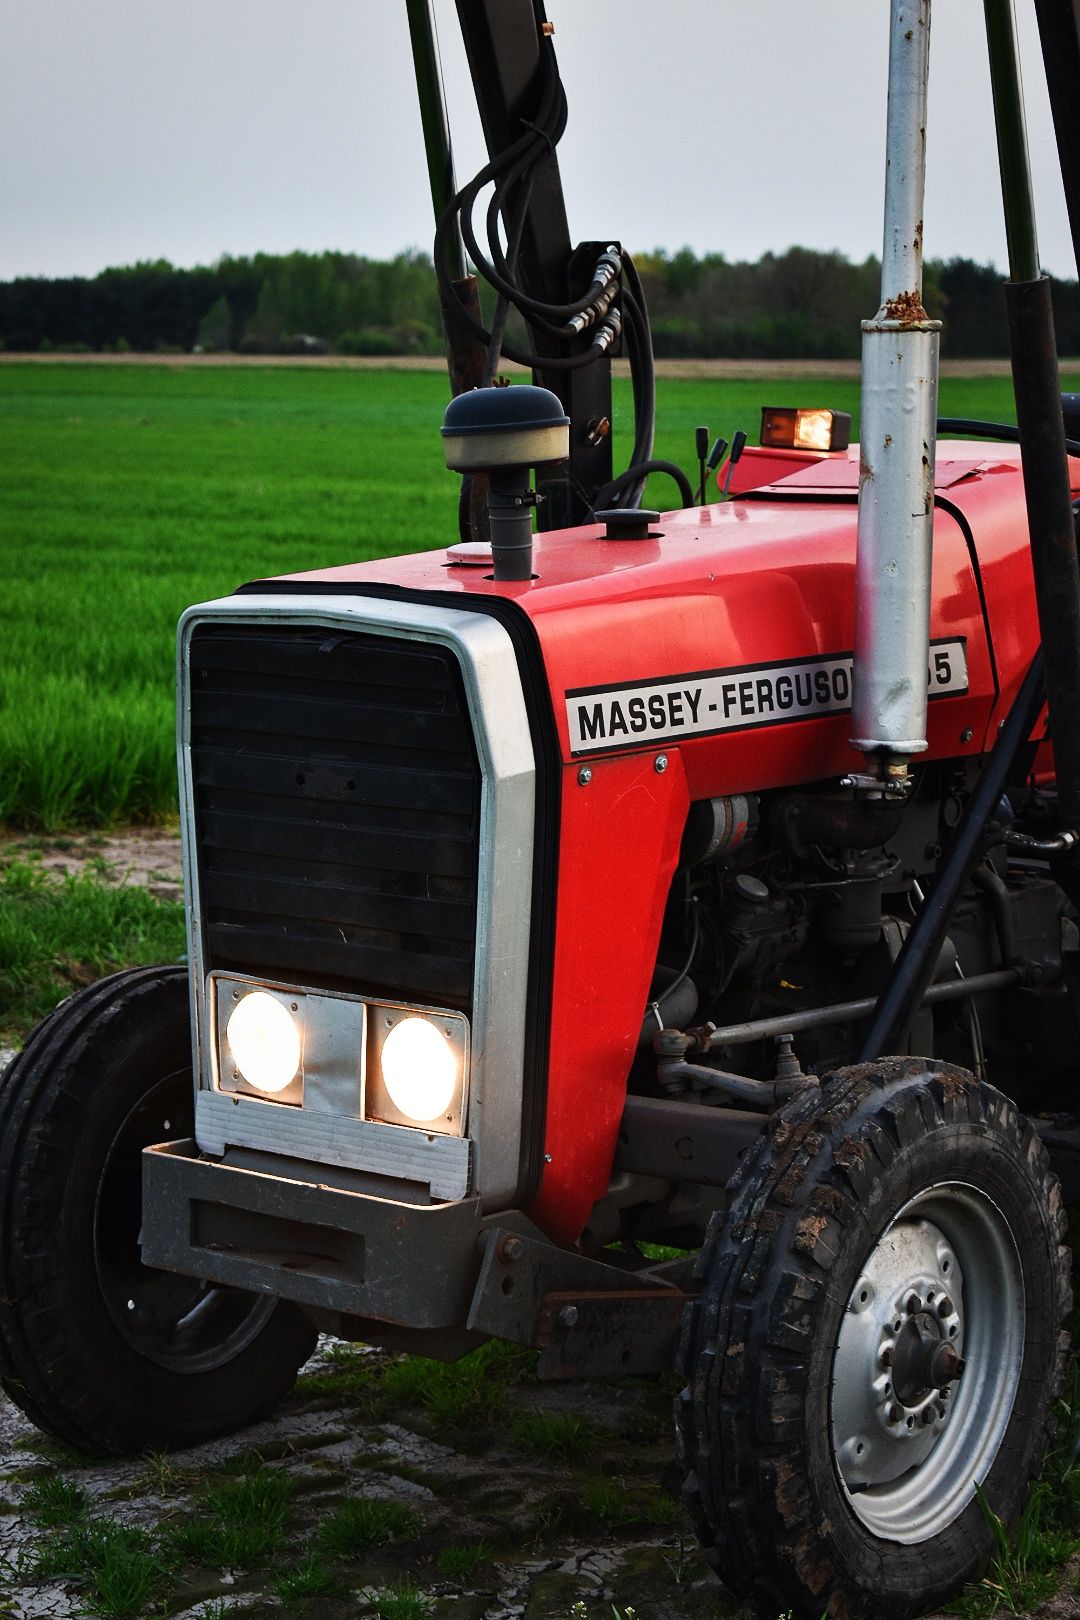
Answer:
0;966;317;1454
676;1058;1071;1619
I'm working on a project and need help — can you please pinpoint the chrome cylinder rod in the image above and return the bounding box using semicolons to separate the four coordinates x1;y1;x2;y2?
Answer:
850;0;942;777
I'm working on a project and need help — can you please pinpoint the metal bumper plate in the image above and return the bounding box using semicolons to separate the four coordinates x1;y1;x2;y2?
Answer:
142;1139;484;1326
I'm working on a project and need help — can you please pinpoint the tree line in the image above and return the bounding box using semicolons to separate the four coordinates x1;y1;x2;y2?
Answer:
2;246;1078;359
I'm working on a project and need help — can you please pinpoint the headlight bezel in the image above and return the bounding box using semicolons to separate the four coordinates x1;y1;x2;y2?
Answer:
365;1002;470;1135
210;973;469;1138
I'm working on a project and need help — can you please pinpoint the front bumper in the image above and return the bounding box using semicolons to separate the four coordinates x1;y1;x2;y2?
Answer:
141;1139;694;1377
141;1139;486;1328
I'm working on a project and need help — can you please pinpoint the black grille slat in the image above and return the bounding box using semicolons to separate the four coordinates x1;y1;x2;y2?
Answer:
194;747;475;814
190;624;481;1008
206;871;474;942
195;692;468;753
207;922;473;1001
193;633;456;694
200;808;474;878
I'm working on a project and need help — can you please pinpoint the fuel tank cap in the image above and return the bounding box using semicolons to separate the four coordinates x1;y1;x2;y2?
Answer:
594;508;661;540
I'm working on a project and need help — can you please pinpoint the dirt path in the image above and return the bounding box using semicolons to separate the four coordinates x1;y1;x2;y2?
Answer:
0;826;184;904
3;351;1059;379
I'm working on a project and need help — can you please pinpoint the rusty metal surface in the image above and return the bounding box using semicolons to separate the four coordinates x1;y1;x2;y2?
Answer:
536;1288;691;1379
466;1223;682;1358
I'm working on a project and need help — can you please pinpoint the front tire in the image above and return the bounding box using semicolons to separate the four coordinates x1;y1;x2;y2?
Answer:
0;966;317;1454
676;1058;1070;1619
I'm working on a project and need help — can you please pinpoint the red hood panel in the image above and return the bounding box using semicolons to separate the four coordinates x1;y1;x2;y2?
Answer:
269;444;1044;793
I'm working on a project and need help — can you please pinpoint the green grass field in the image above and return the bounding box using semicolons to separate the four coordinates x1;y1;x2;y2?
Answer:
2;361;1077;829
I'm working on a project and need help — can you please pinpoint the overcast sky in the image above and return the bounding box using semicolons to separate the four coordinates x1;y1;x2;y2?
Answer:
3;1;1076;284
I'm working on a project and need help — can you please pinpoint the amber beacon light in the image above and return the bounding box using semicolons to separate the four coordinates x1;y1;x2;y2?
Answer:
760;406;852;452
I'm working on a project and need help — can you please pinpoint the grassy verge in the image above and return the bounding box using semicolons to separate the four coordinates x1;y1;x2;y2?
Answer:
0;859;185;1044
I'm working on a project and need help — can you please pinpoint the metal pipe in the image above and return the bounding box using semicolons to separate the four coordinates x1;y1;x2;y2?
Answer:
858;654;1045;1058
406;0;467;283
984;0;1041;282
984;0;1080;833
1031;0;1080;282
850;0;941;774
657;1061;777;1109
1003;282;1080;829
705;967;1024;1052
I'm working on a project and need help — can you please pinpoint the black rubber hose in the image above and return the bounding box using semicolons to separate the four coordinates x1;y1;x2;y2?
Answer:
938;417;1080;458
594;458;694;511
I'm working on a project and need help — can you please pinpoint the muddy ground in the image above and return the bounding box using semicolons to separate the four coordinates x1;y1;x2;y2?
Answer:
2;832;1079;1619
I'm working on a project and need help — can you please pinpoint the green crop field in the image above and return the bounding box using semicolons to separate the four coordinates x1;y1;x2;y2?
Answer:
2;360;1077;830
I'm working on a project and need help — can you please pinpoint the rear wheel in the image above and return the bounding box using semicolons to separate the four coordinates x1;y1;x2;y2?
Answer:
676;1058;1070;1619
0;966;316;1454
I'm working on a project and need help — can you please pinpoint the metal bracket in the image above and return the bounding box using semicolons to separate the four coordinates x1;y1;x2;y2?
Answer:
535;1288;690;1379
466;1222;692;1375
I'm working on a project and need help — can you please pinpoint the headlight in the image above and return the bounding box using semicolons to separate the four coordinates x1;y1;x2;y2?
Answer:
211;975;466;1135
226;990;302;1094
381;1016;457;1120
367;1006;468;1134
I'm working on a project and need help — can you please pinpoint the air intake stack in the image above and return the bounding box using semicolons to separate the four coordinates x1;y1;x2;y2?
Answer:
849;0;941;793
442;386;570;581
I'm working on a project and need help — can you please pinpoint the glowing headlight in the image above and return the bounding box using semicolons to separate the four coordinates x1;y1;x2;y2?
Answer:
380;1016;459;1122
226;991;301;1095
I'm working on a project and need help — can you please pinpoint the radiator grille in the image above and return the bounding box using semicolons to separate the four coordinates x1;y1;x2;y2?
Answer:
188;623;481;1009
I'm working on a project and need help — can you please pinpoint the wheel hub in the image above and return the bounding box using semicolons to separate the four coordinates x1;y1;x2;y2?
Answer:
833;1217;964;1489
829;1182;1024;1543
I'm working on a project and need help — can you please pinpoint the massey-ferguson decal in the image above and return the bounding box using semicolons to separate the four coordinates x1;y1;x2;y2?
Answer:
565;639;968;754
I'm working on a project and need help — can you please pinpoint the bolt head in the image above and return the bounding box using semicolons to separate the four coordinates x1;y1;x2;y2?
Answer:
654;754;668;773
578;766;593;786
558;1305;579;1329
905;1292;921;1315
499;1235;525;1263
937;1295;953;1318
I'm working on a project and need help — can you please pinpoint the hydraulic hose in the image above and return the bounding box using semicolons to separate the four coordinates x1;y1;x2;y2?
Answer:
938;417;1080;458
594;459;694;511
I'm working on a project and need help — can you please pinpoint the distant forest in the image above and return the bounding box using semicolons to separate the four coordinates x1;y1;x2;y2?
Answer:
2;246;1079;359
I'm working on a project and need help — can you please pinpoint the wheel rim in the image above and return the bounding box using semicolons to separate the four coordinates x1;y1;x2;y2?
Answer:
830;1181;1024;1543
93;1069;278;1373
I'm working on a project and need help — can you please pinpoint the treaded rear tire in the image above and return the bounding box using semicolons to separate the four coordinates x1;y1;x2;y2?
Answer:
675;1057;1071;1620
0;966;317;1454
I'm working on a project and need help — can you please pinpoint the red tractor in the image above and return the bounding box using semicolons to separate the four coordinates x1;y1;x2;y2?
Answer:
3;3;1080;1615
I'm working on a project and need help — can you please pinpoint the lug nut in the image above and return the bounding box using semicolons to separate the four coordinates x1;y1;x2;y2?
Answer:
880;1345;894;1368
888;1403;904;1423
905;1292;921;1315
937;1295;953;1318
921;1406;936;1426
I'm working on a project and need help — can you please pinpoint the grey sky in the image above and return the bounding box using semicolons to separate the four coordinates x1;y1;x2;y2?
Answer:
2;1;1075;283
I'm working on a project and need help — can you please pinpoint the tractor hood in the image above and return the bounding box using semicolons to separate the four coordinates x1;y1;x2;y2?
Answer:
262;444;1068;800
